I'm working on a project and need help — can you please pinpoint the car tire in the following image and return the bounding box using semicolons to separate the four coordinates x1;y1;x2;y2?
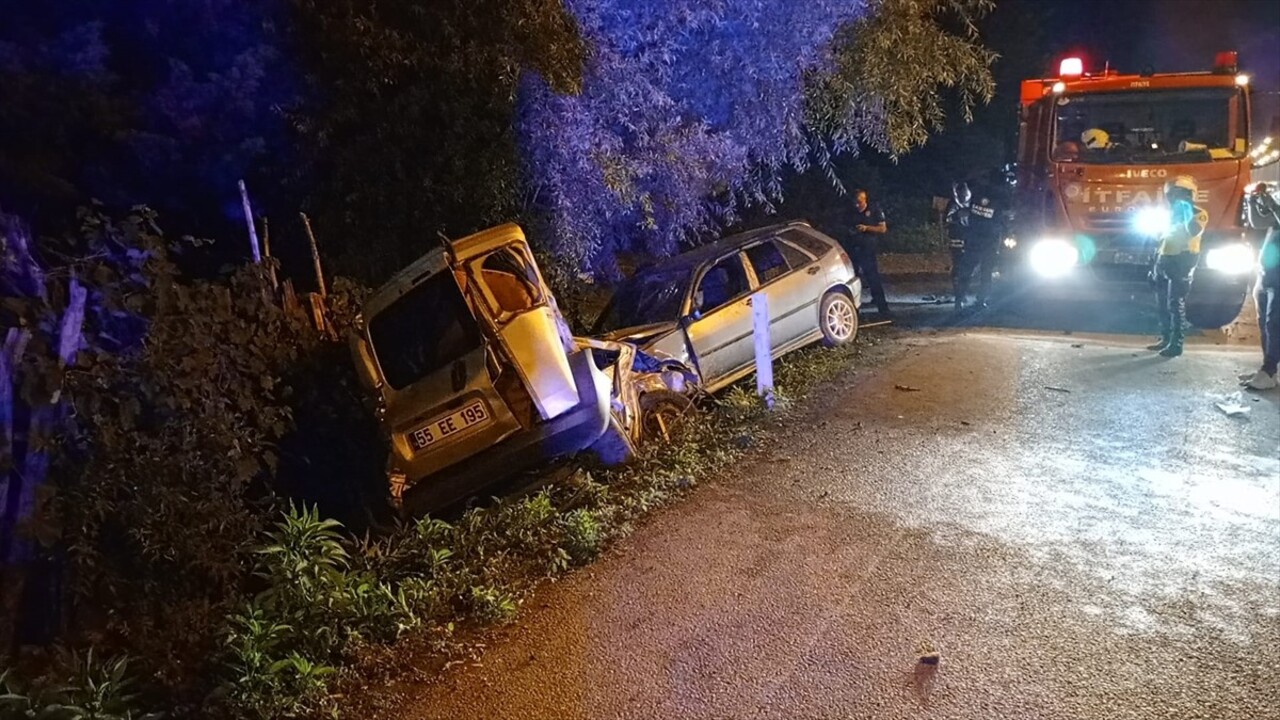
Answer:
819;291;859;347
639;390;694;443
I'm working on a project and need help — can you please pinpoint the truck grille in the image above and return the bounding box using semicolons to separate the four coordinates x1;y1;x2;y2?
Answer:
1084;213;1132;232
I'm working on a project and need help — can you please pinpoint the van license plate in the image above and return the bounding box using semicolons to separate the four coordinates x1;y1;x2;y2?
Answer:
1113;251;1146;265
408;401;490;451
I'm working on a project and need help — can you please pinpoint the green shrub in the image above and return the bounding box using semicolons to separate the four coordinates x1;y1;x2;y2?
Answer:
467;586;518;625
0;650;161;720
561;509;602;562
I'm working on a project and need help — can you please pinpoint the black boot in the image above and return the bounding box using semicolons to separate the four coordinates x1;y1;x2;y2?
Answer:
1160;325;1184;357
1146;331;1171;352
1160;296;1187;357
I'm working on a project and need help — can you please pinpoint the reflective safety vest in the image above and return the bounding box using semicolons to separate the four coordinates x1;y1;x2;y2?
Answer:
1159;201;1207;256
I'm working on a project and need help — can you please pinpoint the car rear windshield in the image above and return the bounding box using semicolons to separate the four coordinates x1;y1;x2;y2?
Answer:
780;229;832;258
593;270;690;333
369;271;483;390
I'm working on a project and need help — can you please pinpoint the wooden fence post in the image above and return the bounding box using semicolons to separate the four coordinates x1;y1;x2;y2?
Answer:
299;212;327;298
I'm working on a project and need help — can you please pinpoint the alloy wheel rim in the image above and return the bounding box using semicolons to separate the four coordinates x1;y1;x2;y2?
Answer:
826;298;855;339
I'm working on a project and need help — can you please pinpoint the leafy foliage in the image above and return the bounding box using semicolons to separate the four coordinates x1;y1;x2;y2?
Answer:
0;1;298;240
808;0;997;157
0;650;161;720
288;0;586;281
1;208;381;706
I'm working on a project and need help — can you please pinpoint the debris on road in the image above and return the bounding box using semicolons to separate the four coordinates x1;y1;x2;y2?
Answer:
894;384;922;392
1071;343;1084;348
1044;385;1072;393
918;651;941;666
1215;391;1252;416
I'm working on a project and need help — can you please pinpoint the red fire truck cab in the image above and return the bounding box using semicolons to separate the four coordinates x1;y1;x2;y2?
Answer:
1007;52;1258;327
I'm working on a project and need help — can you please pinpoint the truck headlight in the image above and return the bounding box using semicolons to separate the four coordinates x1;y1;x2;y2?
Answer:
1203;243;1255;274
1133;206;1169;237
1029;239;1079;278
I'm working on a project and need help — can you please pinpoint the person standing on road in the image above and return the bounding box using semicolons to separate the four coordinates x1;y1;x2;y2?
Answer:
1241;182;1280;390
945;181;972;310
848;189;891;318
952;183;1003;310
1147;175;1207;358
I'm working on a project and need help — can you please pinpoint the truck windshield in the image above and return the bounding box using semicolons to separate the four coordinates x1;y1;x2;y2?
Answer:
1053;88;1245;164
369;271;483;390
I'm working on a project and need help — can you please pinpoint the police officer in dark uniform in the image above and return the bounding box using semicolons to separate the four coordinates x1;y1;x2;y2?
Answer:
945;181;972;310
1242;182;1280;389
848;188;891;317
952;183;1003;310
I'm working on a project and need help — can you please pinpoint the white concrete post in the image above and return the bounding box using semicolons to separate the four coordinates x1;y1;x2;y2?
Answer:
751;291;774;409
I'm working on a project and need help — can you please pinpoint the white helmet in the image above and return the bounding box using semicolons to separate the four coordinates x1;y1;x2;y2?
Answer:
1081;128;1110;150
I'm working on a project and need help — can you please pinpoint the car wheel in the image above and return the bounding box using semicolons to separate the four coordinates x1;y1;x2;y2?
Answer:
819;291;859;347
639;390;694;443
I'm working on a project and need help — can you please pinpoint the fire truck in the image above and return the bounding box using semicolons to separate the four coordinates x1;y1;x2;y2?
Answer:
1006;52;1258;327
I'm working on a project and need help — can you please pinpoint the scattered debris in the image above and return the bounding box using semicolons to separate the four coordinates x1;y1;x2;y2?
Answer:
1215;391;1252;417
1070;343;1084;348
894;384;922;392
1044;385;1072;393
960;420;971;426
918;651;941;666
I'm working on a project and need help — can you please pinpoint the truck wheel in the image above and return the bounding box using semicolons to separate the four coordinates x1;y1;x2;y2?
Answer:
819;291;859;347
640;390;694;443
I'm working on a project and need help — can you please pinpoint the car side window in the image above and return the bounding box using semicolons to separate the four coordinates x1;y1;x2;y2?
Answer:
745;241;789;284
776;240;813;270
695;255;749;313
478;246;543;315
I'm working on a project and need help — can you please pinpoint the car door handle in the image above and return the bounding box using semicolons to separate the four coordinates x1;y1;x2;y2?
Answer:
744;297;752;306
807;265;820;275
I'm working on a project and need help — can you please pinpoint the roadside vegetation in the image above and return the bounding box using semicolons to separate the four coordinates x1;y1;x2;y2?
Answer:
2;0;998;716
0;206;882;719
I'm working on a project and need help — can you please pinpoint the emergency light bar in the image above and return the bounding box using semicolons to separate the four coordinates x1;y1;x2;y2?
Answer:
1059;57;1084;78
1214;51;1238;74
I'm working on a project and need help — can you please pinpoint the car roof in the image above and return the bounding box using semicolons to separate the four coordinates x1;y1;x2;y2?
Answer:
637;220;817;275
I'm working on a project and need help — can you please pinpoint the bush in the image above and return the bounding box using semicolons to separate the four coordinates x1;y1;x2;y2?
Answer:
561;509;602;562
1;208;381;707
0;650;161;720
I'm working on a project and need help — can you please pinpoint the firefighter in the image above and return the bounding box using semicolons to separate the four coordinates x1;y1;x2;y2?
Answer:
1147;175;1207;358
945;181;972;309
1241;182;1280;390
952;183;1003;310
848;189;891;317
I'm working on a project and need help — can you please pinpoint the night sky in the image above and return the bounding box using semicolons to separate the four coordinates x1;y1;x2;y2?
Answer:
1015;0;1279;87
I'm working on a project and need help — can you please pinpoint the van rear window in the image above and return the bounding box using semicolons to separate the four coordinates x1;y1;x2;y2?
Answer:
369;272;483;390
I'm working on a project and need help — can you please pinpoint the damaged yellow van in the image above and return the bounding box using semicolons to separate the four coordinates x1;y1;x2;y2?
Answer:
350;224;693;515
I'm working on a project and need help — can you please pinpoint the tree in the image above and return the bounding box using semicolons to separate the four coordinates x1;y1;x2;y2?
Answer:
0;1;297;244
288;0;585;282
518;0;996;276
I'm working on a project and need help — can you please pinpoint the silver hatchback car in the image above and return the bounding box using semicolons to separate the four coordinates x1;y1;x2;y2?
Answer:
593;221;862;393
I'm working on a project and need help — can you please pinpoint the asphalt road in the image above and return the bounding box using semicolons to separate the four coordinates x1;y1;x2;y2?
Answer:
375;297;1279;720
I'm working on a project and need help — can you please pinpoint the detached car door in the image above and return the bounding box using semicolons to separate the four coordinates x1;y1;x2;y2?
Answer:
453;233;582;421
683;252;755;389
